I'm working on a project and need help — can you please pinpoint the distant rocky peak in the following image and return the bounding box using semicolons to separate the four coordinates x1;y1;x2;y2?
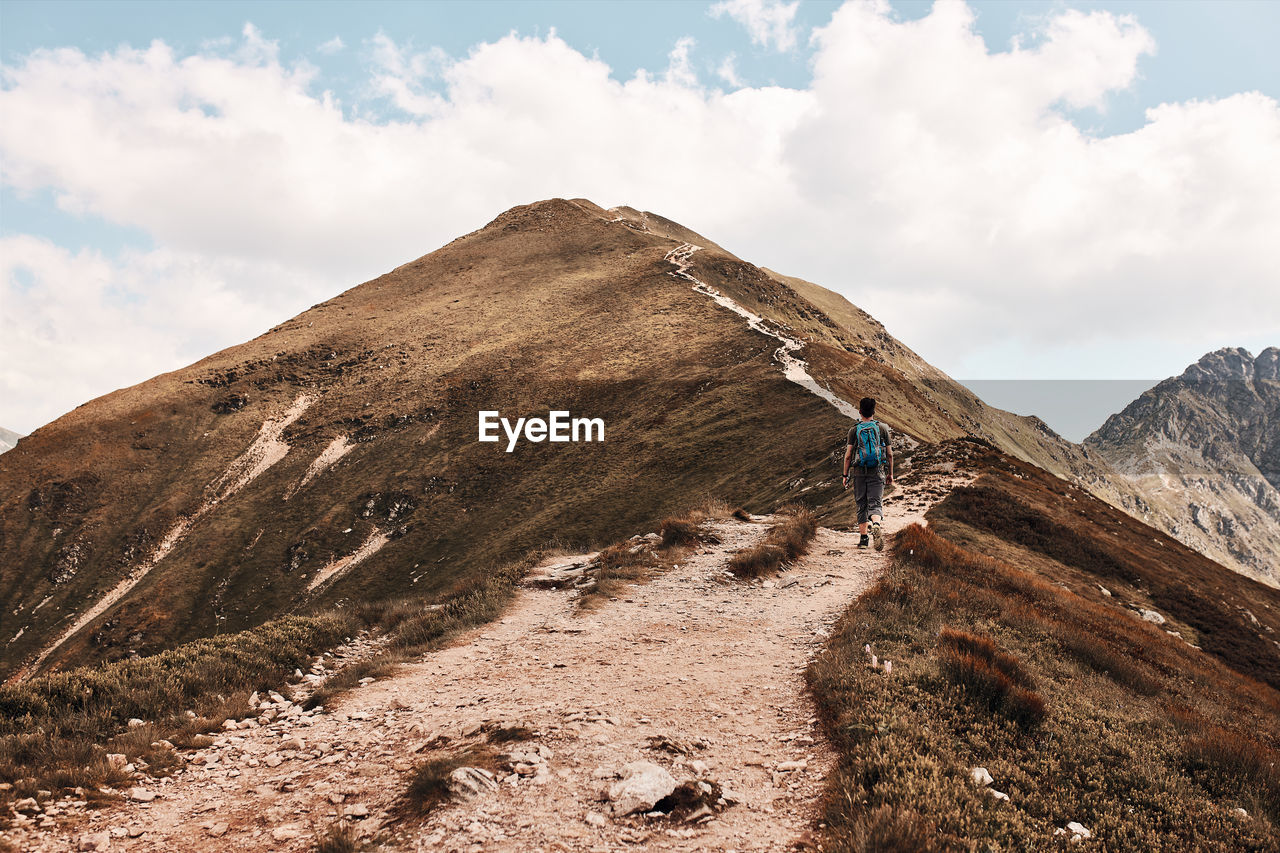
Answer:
1254;346;1280;381
1180;347;1257;384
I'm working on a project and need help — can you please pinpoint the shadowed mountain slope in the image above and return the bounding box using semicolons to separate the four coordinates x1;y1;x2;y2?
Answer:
1087;347;1280;587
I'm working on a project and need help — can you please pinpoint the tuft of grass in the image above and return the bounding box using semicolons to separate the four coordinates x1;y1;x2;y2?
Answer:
659;516;702;547
313;820;361;853
486;725;535;744
937;628;1045;728
849;805;940;853
400;747;500;816
727;505;817;578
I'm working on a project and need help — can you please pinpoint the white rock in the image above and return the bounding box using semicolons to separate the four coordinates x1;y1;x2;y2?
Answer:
1098;585;1112;597
1233;807;1249;818
1067;821;1091;838
585;811;607;827
127;719;146;728
271;824;303;841
106;753;128;771
776;760;807;772
969;767;994;787
344;804;370;818
76;832;111;852
448;766;500;799
127;788;156;803
1139;609;1166;625
987;789;1009;801
608;761;676;815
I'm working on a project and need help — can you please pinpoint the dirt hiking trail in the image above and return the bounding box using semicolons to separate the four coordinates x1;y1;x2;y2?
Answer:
12;473;969;853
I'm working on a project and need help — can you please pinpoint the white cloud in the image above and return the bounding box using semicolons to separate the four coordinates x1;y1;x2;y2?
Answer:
317;36;345;55
1;236;313;431
665;37;698;87
0;0;1277;431
710;0;801;52
717;53;742;88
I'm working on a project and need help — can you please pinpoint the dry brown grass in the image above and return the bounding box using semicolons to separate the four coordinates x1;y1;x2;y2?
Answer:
0;613;350;817
313;820;361;853
807;516;1280;851
578;500;740;608
937;628;1046;728
728;505;817;578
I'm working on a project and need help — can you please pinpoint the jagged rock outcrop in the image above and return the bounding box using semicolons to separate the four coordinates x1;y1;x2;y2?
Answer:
1087;347;1280;587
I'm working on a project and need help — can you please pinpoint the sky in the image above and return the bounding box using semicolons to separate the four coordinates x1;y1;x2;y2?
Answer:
1;0;1278;438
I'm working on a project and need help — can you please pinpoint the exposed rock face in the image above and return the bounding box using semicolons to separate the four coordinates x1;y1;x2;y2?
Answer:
0;427;21;455
1087;347;1280;587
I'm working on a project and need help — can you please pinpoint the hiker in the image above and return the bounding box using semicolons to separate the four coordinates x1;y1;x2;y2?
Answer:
842;397;893;550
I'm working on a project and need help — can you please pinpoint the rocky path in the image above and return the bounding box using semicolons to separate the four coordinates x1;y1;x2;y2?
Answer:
11;473;968;853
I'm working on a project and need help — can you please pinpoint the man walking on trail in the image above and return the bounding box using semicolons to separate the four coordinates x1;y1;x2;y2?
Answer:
843;397;894;550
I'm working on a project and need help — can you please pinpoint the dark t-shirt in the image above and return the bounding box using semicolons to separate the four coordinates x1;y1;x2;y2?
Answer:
847;421;891;472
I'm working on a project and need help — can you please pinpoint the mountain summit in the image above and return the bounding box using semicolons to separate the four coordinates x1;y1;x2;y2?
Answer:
1087;346;1280;586
0;199;1230;679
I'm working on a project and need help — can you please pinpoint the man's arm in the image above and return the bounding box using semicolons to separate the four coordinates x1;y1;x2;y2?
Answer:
842;444;853;487
882;424;894;483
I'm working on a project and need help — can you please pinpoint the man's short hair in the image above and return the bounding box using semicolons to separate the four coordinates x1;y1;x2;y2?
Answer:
859;397;876;418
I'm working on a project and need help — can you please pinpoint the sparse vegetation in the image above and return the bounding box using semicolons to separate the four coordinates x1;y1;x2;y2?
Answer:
486;724;535;744
313;820;361;853
727;505;817;578
808;518;1280;851
400;747;499;816
0;613;352;816
578;500;740;609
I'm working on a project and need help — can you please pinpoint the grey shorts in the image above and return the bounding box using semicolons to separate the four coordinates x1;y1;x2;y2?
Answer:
852;467;884;525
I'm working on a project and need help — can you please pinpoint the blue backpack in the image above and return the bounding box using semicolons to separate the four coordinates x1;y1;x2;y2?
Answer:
853;421;885;467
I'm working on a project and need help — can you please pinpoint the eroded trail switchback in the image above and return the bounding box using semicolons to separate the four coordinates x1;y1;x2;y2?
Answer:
13;474;967;853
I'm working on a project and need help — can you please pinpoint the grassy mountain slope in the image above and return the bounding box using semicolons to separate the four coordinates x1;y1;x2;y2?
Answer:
809;439;1280;850
1;199;855;678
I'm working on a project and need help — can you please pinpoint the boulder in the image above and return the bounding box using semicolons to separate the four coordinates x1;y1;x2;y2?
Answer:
106;753;128;771
608;761;676;815
969;767;994;787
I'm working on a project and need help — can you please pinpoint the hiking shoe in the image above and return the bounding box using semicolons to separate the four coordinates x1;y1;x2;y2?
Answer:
871;520;884;551
857;535;870;549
